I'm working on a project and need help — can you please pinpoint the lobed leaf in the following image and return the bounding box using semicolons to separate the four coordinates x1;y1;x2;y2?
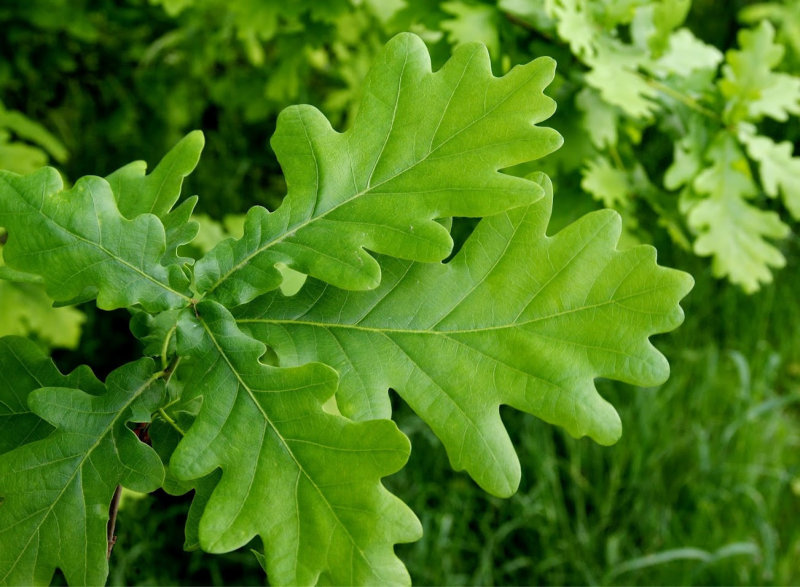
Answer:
0;356;165;586
0;169;193;311
105;131;204;265
740;130;800;220
687;132;788;293
0;337;101;457
171;301;422;585
721;21;800;123
235;174;693;497
194;32;562;306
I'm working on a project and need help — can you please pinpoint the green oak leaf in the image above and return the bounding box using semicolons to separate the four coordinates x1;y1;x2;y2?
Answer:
720;21;800;123
0;357;165;586
235;174;693;497
740;130;800;220
440;1;500;58
194;32;562;305
575;87;619;149
105;131;203;265
581;156;630;207
105;130;203;220
171;301;422;586
0;168;193;311
0;337;102;456
549;0;597;57
585;40;659;119
687;132;788;293
650;28;722;77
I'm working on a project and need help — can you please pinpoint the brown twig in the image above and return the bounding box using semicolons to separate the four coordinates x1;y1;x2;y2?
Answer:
106;485;123;559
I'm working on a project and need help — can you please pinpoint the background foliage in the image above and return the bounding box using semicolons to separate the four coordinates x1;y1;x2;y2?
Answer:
1;0;799;585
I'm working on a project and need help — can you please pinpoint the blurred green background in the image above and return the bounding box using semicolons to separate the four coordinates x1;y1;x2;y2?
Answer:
1;0;799;584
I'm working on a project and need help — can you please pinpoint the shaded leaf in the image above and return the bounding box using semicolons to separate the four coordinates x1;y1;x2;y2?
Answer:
0;358;165;586
0;169;193;311
0;337;101;456
235;174;693;497
171;301;422;585
194;32;562;305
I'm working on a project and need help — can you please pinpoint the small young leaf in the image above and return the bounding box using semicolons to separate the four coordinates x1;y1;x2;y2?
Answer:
740;130;800;219
0;169;193;311
0;357;165;587
195;32;562;305
720;21;800;123
688;132;788;292
235;174;693;497
171;301;422;585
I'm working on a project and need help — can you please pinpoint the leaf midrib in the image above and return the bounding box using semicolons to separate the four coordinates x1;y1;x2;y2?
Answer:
202;53;547;298
236;284;669;336
197;316;381;579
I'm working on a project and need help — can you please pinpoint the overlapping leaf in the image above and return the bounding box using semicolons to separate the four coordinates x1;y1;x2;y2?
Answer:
0;355;165;586
171;301;422;585
721;21;800;123
0;169;192;311
0;337;100;456
740;131;800;219
194;32;562;306
687;132;788;293
105;130;204;264
235;174;693;497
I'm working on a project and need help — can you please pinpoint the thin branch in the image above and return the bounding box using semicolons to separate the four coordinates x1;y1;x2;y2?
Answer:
106;485;123;559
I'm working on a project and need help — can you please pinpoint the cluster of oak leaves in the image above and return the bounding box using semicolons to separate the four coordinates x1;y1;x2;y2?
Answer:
0;33;694;586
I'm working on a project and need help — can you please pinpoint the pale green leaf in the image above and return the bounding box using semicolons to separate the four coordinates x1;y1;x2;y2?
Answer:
688;132;789;292
741;131;800;219
581;156;630;207
548;0;597;57
0;282;85;349
440;1;500;58
235;174;693;497
0;357;165;586
585;40;659;118
575;87;619;149
720;21;800;123
651;29;723;77
171;301;422;585
0;168;193;311
194;32;562;305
